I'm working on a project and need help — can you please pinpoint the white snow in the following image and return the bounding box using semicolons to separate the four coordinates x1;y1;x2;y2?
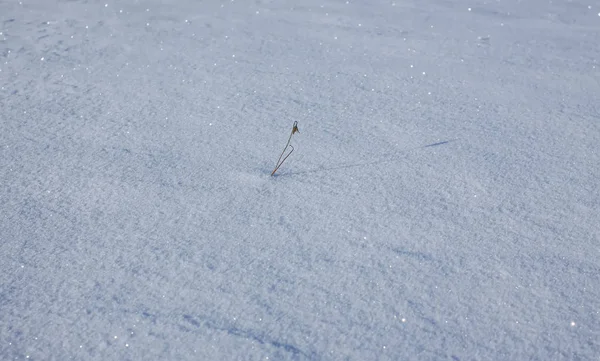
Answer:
1;0;599;360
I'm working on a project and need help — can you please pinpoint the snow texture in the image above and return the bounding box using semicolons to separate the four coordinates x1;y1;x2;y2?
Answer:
1;0;599;360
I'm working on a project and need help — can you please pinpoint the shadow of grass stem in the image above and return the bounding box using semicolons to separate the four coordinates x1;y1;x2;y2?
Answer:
271;121;299;176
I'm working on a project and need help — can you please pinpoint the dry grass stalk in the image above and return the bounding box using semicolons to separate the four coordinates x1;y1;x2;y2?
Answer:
271;121;299;176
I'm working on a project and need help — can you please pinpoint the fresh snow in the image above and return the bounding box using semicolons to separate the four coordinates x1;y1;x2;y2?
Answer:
1;0;599;360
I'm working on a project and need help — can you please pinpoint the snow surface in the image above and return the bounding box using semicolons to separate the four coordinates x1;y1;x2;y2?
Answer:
1;0;600;360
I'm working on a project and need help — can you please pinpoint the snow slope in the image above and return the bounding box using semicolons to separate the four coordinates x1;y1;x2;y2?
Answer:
1;0;599;360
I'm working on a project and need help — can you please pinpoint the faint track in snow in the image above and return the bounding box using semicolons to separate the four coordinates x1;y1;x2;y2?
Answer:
278;139;458;177
181;314;317;360
390;248;434;263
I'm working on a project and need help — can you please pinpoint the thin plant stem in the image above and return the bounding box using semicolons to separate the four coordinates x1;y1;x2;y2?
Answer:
271;145;294;176
274;131;294;169
271;121;299;176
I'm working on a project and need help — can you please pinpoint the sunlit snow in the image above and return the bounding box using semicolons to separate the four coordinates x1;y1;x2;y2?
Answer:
1;0;599;360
